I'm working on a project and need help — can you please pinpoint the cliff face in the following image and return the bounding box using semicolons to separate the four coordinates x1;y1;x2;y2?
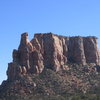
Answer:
7;32;100;81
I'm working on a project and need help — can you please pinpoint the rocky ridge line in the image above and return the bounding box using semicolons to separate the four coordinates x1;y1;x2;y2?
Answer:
7;32;100;81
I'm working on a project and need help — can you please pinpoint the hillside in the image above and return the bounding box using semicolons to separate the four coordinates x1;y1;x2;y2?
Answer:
0;32;100;100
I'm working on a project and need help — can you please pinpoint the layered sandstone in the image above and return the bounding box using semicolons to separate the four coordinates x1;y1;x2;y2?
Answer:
7;32;100;81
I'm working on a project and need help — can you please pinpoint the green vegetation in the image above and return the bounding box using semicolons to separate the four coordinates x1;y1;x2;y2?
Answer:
0;94;100;100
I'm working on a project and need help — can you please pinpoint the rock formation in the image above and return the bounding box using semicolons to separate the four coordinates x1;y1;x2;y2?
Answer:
7;32;100;81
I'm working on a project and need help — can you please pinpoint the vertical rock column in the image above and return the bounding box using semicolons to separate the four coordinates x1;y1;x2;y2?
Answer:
43;33;68;71
68;37;86;65
43;33;54;69
53;35;67;71
30;34;44;74
30;50;44;74
34;33;44;54
18;33;33;70
83;37;100;65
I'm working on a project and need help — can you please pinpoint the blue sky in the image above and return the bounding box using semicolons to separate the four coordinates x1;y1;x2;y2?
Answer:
0;0;100;84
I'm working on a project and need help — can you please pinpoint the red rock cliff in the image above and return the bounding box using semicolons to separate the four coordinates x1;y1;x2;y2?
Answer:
7;32;100;81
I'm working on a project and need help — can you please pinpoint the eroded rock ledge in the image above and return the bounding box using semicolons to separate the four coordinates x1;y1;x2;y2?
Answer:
7;32;100;80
